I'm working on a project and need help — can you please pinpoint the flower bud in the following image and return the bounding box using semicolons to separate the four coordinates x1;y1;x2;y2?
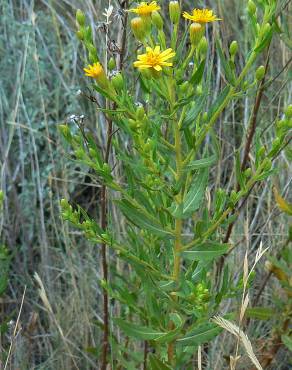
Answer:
76;30;84;41
255;65;265;81
244;168;252;178
0;190;3;205
196;85;203;96
111;73;124;91
229;41;238;56
129;119;138;130
76;9;86;27
169;1;180;24
152;11;163;30
247;0;256;16
60;198;70;210
198;36;208;56
189;23;204;46
203;112;208;122
131;17;147;41
261;23;271;37
108;57;116;71
179;81;190;94
258;146;266;158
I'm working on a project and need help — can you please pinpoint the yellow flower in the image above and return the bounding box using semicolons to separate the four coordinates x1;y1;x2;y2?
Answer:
83;62;113;92
183;8;221;23
128;1;160;16
133;46;175;72
84;62;104;79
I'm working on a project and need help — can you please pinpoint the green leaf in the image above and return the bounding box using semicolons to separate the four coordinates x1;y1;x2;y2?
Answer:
114;315;183;344
114;319;165;340
182;242;229;261
149;354;173;370
245;307;274;320
182;168;208;217
117;199;173;237
215;39;236;85
177;322;222;346
190;59;206;85
208;85;231;120
185;155;217;171
282;335;292;352
182;93;208;129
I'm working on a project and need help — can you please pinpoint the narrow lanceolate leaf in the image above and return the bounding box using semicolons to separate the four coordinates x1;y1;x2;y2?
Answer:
117;199;173;237
114;319;165;340
182;242;229;261
114;317;182;344
190;59;206;85
282;335;292;352
149;354;173;370
177;323;222;346
182;168;208;217
185;155;217;171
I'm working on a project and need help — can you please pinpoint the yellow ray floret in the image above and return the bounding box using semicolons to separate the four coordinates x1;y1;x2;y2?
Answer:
83;62;104;78
183;8;221;23
128;1;160;16
134;46;176;72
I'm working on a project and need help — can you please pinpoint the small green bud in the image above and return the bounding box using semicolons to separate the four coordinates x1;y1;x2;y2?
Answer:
152;11;163;30
0;190;3;206
189;23;204;46
203;112;208;122
196;85;203;96
129;119;138;130
179;81;190;94
76;9;86;27
60;198;70;209
261;23;271;37
76;30;84;41
111;73;124;91
247;0;257;16
285;105;292;119
108;57;116;71
198;36;208;56
255;65;265;81
169;1;180;24
258;146;266;159
244;168;252;177
229;41;238;56
131;17;147;41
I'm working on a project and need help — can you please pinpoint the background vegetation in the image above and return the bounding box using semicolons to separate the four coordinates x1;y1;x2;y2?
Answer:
0;0;291;369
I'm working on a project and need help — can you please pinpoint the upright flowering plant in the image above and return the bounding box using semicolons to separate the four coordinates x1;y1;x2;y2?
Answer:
59;1;290;368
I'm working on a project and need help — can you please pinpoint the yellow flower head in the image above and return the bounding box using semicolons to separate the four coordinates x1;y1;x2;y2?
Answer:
128;1;160;16
183;8;221;23
84;62;104;79
134;46;175;72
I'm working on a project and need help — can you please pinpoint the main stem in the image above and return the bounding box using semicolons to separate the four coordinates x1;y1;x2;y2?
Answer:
168;111;183;364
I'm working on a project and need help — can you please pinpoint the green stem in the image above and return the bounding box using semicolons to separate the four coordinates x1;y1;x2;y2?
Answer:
168;101;184;365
